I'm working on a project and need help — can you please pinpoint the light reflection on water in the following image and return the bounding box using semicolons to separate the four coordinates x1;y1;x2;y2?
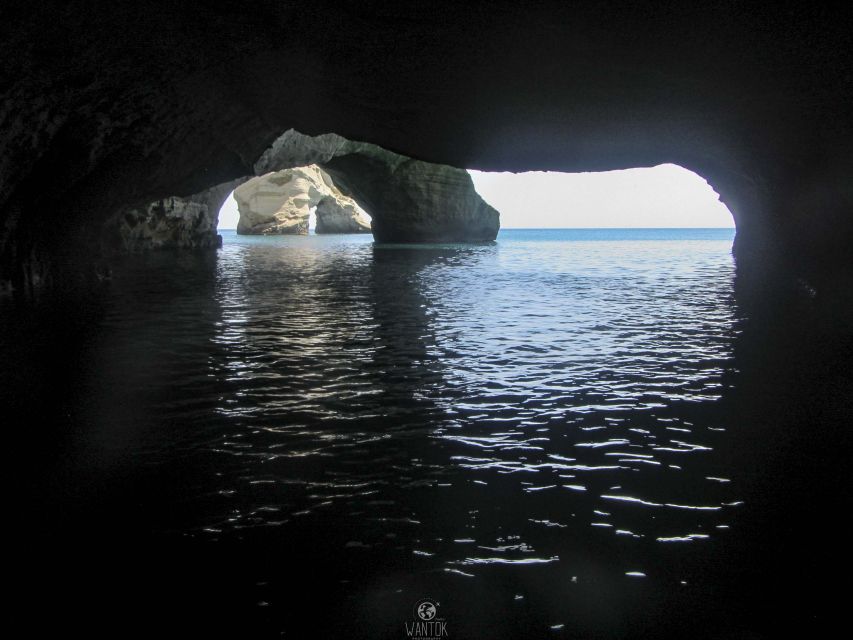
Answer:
198;230;740;562
29;228;753;635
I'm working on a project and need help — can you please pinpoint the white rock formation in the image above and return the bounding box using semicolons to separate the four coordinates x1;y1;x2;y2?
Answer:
234;165;371;235
315;195;372;233
254;130;500;242
106;130;496;251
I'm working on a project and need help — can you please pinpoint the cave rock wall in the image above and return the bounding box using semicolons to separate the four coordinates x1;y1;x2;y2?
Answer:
103;179;242;252
1;4;851;293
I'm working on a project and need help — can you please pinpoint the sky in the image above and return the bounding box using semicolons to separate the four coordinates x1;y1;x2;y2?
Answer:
468;164;733;228
218;195;240;229
217;164;734;229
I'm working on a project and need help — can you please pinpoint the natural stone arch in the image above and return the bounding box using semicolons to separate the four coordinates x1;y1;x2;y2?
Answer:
250;130;500;243
232;165;371;235
103;178;244;253
105;130;500;253
1;4;850;294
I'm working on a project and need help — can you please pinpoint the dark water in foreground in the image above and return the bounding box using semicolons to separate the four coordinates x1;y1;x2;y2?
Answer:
3;228;851;638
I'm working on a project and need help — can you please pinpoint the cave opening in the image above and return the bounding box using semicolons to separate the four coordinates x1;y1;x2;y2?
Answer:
210;132;733;245
467;163;734;236
2;4;850;635
18;149;748;637
216;176;374;237
3;129;744;292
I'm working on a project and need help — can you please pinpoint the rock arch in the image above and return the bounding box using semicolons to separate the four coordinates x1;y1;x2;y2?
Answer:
1;3;850;293
232;165;371;236
101;130;498;259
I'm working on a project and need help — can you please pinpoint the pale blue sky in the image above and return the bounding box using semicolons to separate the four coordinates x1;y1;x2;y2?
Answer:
217;164;733;229
468;164;733;228
218;194;240;229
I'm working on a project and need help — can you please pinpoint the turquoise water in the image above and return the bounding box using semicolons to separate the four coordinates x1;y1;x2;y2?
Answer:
220;227;735;242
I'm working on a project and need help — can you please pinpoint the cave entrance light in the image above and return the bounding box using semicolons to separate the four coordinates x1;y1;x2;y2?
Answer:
218;189;240;231
216;167;373;235
467;164;734;231
217;190;373;234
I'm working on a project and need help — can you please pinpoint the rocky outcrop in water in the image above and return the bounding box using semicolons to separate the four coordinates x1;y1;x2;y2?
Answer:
113;131;495;245
2;4;851;292
233;165;371;235
315;195;371;234
255;130;500;243
104;179;241;252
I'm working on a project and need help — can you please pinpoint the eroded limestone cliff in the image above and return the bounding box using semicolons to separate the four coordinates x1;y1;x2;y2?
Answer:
253;130;499;243
315;196;371;234
233;165;371;235
115;131;498;248
103;180;241;252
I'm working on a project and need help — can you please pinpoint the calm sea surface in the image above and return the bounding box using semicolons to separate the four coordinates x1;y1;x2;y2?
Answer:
5;227;848;637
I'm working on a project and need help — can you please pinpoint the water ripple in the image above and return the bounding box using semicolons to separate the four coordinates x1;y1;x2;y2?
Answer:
93;229;740;602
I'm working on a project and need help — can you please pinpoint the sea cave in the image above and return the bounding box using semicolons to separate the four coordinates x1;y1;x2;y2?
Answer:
1;3;851;638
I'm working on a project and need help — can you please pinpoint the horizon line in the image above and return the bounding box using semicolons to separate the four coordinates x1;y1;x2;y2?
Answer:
217;226;736;231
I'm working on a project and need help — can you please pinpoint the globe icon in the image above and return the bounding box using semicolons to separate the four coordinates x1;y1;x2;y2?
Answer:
417;601;437;620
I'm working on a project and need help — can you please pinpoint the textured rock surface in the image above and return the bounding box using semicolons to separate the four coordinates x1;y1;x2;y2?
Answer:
233;166;371;235
315;196;371;234
110;197;215;251
254;130;498;242
104;179;241;252
327;156;498;242
0;3;851;291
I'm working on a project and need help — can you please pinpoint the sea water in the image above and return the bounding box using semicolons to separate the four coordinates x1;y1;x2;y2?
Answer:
6;227;845;636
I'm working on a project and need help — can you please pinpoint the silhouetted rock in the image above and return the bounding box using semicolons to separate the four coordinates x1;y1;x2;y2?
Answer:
104;180;240;252
1;4;851;291
253;130;499;242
